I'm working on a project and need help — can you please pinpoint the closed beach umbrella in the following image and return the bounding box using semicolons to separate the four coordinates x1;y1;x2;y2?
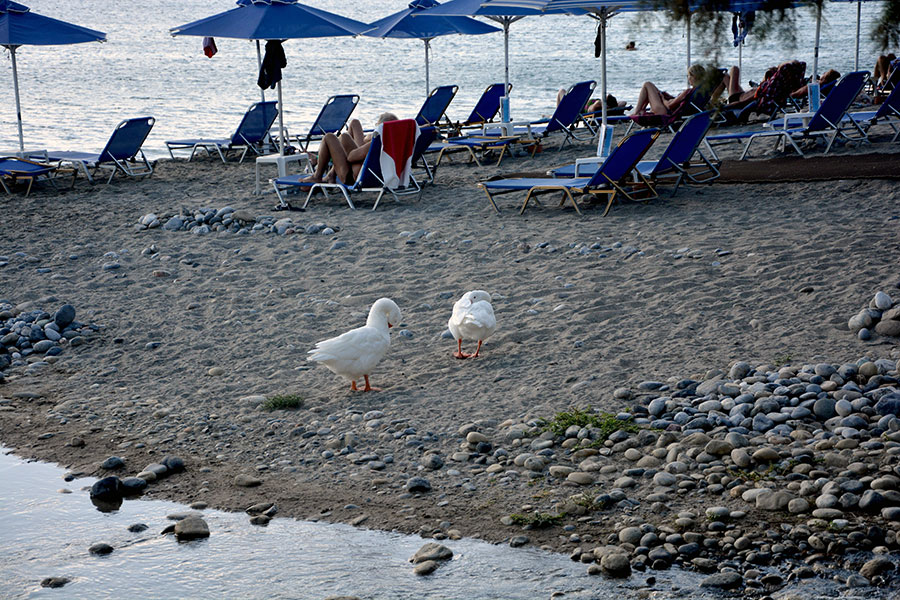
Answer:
0;0;106;152
171;0;369;156
363;0;500;99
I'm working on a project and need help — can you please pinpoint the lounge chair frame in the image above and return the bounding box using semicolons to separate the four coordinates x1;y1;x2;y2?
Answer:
479;128;660;217
704;71;869;161
166;101;278;163
45;117;156;184
0;157;76;196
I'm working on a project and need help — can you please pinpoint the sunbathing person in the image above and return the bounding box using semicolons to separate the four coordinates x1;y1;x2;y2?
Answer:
790;68;840;99
303;112;397;184
873;53;897;88
723;63;779;106
556;89;626;114
630;64;707;116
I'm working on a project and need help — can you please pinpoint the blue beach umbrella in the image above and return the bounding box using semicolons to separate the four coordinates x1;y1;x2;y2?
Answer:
487;0;643;130
0;0;106;152
171;0;369;155
363;0;500;99
415;0;554;107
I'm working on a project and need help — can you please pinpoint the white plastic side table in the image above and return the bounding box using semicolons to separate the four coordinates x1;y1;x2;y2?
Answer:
255;153;308;195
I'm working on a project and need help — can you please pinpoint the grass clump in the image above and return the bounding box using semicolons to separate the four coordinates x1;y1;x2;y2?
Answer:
261;394;304;411
508;512;565;529
541;407;639;443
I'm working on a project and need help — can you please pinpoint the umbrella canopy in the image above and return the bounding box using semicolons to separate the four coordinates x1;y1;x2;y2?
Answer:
171;0;369;156
364;0;500;98
486;0;642;133
420;0;582;123
1;0;106;152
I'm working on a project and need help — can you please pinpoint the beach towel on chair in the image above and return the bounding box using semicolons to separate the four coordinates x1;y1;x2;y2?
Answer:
376;119;419;189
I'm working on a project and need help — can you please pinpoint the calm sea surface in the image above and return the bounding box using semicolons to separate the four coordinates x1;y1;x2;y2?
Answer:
0;1;886;158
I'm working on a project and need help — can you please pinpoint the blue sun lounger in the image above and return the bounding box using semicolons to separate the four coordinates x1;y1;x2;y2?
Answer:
478;128;660;216
446;83;512;134
273;120;421;211
553;112;719;196
705;70;869;160
0;157;76;196
294;94;360;151
42;117;156;184
482;80;597;152
416;85;459;127
411;126;439;185
845;84;900;143
166;101;277;162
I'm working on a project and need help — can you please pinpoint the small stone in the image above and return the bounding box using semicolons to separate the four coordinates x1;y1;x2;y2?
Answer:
40;577;70;588
600;553;632;577
406;477;431;493
752;447;780;462
788;498;810;514
100;456;125;470
414;560;438;575
859;557;894;581
233;474;262;487
700;571;742;589
89;543;114;555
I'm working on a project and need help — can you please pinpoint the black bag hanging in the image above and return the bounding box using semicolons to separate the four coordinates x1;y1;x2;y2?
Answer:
258;40;287;90
594;23;603;58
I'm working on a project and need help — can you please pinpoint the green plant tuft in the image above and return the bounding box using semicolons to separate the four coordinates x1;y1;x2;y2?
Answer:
262;394;304;411
541;407;639;443
508;512;565;529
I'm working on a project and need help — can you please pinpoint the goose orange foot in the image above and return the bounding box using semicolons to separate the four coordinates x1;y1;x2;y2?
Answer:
363;375;381;392
454;339;471;359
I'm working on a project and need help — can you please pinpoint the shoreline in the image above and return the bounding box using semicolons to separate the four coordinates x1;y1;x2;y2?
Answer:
2;138;900;595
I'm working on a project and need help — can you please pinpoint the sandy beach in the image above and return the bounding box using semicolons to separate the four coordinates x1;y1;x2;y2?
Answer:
2;124;900;595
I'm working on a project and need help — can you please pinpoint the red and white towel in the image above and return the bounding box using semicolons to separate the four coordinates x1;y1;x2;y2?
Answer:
375;119;419;189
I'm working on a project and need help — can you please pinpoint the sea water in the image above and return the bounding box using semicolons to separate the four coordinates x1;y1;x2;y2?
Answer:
0;0;886;158
0;448;726;599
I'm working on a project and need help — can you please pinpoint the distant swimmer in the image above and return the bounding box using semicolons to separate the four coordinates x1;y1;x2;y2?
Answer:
625;41;636;51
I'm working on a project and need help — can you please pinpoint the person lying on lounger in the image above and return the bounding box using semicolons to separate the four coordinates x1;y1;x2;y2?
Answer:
790;69;840;99
556;89;627;114
630;64;707;116
874;53;897;88
302;112;398;184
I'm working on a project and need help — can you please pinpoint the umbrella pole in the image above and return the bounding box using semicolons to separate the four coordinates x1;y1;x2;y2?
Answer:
503;19;510;96
10;46;24;153
686;12;691;85
424;38;431;98
813;3;821;79
738;39;742;77
600;14;607;135
855;1;861;72
277;79;285;156
256;40;265;104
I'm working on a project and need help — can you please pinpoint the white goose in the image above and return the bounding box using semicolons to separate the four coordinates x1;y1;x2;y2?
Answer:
448;290;497;359
308;298;401;392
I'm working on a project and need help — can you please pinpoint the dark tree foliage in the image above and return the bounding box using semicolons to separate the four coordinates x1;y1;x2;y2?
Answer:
634;0;899;62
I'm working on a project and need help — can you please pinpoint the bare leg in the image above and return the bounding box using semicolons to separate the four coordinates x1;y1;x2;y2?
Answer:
727;65;744;96
632;81;669;115
301;133;352;183
454;339;470;359
362;374;381;392
557;88;566;105
347;119;365;145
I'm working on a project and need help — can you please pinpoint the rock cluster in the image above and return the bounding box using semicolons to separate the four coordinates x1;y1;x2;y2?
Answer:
848;291;900;340
90;455;185;508
136;207;338;237
0;301;95;379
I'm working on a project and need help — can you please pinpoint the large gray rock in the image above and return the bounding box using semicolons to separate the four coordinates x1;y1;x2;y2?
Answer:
875;320;900;337
409;542;452;564
859;557;894;581
174;516;210;540
600;553;631;577
756;490;794;511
